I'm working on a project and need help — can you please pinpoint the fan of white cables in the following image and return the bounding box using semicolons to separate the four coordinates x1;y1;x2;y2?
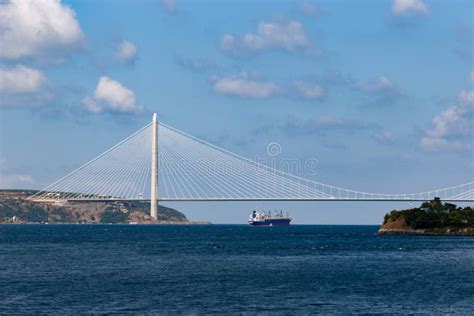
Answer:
31;124;153;201
30;121;474;202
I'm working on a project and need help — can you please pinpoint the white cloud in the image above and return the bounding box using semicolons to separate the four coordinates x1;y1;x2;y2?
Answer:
0;65;47;93
0;65;53;106
82;96;102;113
82;76;142;113
294;81;323;99
220;20;309;53
458;90;474;104
116;40;137;62
94;77;136;109
213;74;281;98
161;0;177;14
392;0;429;16
212;74;328;101
298;2;319;17
0;174;35;189
0;0;84;60
373;131;397;144
420;137;449;149
420;137;468;151
355;76;395;93
420;90;474;151
354;76;401;106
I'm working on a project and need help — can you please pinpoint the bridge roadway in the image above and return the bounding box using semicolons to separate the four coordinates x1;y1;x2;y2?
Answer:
33;198;474;203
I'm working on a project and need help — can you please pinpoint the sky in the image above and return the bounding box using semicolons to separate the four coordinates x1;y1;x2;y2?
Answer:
0;0;473;224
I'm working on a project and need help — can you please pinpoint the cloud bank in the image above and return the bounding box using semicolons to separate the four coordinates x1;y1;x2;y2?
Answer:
0;0;84;60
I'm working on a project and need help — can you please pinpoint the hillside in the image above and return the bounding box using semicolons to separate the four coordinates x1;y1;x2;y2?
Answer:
378;198;474;236
0;189;199;224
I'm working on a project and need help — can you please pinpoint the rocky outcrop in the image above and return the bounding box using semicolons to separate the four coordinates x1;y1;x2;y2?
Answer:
378;219;474;236
378;199;474;236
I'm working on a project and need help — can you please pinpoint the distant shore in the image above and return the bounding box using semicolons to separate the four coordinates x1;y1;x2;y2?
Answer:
0;189;210;225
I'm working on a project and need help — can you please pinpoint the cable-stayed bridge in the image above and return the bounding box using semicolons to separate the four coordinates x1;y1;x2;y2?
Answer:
29;114;474;219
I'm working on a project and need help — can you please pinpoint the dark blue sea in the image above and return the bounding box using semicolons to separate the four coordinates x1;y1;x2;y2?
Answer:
0;225;473;314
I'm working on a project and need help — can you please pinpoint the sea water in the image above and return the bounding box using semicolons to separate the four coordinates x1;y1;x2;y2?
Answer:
0;225;472;314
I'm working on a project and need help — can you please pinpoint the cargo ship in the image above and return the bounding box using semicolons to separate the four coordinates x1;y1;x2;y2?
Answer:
248;209;291;226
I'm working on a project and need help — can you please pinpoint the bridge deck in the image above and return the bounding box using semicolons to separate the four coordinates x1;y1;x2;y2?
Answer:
31;198;474;203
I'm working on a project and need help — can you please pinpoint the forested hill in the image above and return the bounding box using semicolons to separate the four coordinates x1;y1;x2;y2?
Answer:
0;189;196;224
379;198;474;236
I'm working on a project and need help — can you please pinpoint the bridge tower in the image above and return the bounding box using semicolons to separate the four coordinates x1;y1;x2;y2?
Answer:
150;113;158;219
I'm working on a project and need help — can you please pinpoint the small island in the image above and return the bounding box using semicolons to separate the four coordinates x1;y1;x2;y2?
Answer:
378;198;474;236
0;189;209;224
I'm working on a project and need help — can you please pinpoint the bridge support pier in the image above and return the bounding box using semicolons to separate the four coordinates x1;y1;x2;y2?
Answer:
150;113;158;219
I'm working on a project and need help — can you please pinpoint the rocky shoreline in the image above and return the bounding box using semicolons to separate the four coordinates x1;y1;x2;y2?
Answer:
378;227;474;236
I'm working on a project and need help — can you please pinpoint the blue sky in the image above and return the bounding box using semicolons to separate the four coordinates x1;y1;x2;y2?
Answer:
0;0;473;224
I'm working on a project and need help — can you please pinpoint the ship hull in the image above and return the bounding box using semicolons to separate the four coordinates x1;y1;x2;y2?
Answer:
249;219;291;226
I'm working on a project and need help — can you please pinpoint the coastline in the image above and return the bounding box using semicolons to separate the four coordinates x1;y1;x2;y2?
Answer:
378;227;474;236
0;189;209;225
0;221;212;225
